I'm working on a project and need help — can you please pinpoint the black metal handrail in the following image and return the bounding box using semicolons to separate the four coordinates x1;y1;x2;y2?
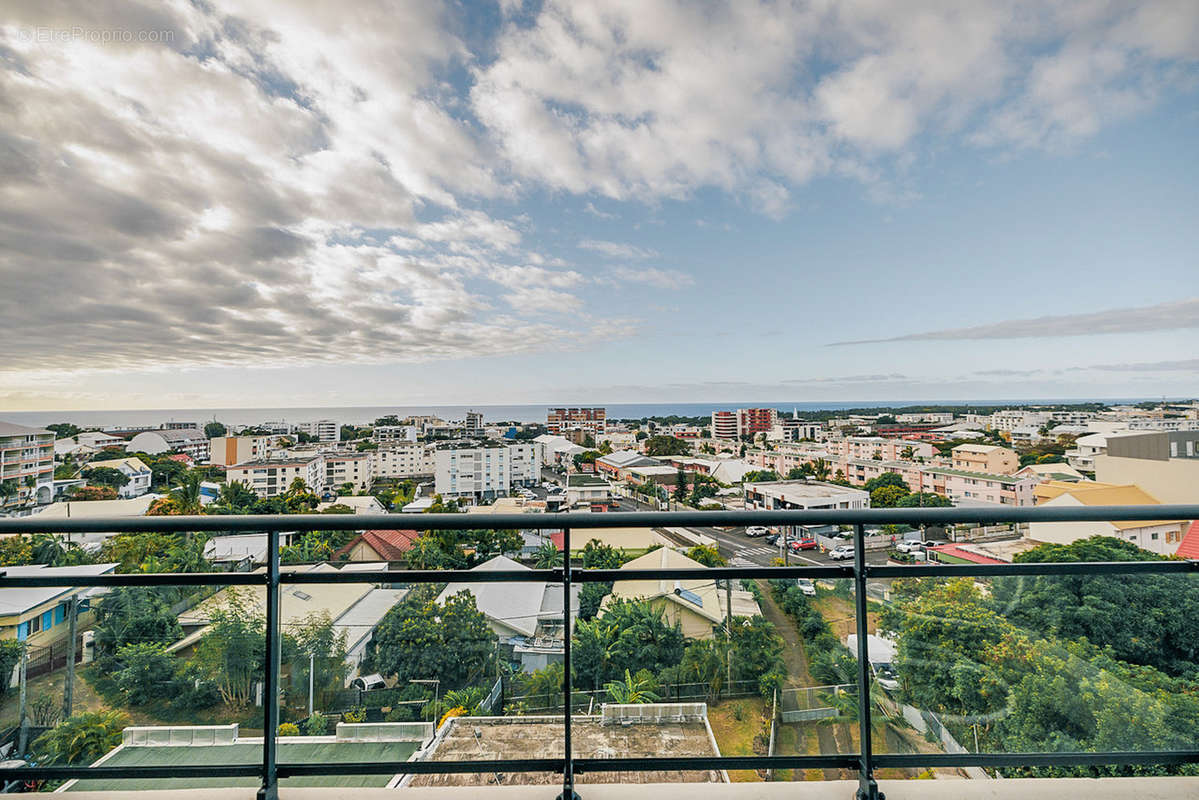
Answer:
1;504;1197;800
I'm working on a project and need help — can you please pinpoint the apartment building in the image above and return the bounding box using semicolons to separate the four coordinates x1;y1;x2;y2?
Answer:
75;430;128;449
0;421;55;507
766;419;823;442
127;428;210;461
83;457;153;498
923;467;1037;506
1094;431;1199;504
1066;432;1110;470
990;410;1051;432
294;419;339;442
745;443;832;476
827;437;935;462
209;435;274;467
373;425;418;444
434;443;540;501
371;442;435;479
837;458;930;493
464;410;484;435
951;444;1019;475
743;480;870;511
324;451;372;493
225;456;324;498
546;407;606;436
895;412;954;424
710;407;778;439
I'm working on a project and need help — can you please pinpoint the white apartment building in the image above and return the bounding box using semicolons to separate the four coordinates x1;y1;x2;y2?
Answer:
989;410;1051;432
0;421;55;507
434;443;540;501
294;419;339;442
743;480;870;511
767;419;823;442
373;425;418;444
371;442;436;479
324;452;372;493
895;412;954;424
464;411;484;435
1065;432;1109;471
127;428;210;461
209;435;275;467
225;456;324;498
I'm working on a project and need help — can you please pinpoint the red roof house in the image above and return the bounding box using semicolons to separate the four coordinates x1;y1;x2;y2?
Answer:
335;529;423;562
1176;521;1199;560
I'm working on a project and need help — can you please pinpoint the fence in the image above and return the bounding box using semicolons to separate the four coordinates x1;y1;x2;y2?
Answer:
778;684;852;723
505;679;761;713
1;503;1197;800
899;703;988;780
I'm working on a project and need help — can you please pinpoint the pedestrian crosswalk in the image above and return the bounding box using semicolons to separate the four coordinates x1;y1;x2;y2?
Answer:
738;546;777;558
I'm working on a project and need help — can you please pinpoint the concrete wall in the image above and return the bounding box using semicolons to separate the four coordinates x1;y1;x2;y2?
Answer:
1094;454;1199;504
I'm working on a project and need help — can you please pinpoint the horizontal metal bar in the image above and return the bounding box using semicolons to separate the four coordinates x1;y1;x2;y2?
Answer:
571;566;852;582
0;571;266;588
286;568;557;584
0;764;264;780
870;560;1199;579
573;754;859;772
2;504;1196;534
276;754;860;776
278;758;565;777
873;750;1199;768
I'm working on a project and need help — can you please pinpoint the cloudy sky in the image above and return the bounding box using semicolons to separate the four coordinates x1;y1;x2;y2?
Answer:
1;0;1197;411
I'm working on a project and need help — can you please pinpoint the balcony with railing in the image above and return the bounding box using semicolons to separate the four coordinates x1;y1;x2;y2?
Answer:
0;504;1197;800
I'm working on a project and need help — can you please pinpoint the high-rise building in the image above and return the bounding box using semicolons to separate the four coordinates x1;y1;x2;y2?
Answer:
710;408;778;439
547;407;606;436
465;410;484;434
0;421;54;507
295;419;339;442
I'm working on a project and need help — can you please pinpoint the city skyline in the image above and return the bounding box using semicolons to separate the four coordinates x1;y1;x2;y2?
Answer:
1;1;1197;411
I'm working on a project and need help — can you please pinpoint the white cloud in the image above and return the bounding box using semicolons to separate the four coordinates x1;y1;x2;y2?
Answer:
605;266;694;289
578;239;660;259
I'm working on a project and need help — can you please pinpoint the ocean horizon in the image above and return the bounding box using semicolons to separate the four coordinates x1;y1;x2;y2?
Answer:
0;397;1171;430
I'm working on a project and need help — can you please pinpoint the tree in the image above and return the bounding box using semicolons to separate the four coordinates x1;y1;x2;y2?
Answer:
46;423;82;439
896;492;952;508
870;484;909;508
31;533;89;567
0;478;20;505
70;486;118;501
33;710;130;765
283;611;349;712
573;599;684;688
204;421;227;438
578;582;611;621
811;458;831;481
644;435;691;457
114;643;178;705
368;589;495;690
192;589;266;707
93;587;183;670
534;541;562;569
686;544;726;567
81;466;130;491
605;669;661;704
0;535;31;566
673;468;688;501
864;472;910;494
0;640;23;694
742;470;778;483
216;481;257;511
581;539;625;569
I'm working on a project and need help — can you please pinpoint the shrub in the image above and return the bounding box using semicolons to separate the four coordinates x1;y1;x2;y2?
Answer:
304;712;329;736
34;711;129;765
277;723;300;736
342;706;366;723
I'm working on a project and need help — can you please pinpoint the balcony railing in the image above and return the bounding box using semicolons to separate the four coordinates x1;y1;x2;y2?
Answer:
1;504;1197;799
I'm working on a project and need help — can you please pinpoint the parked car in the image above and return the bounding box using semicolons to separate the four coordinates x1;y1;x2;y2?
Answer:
829;543;855;560
896;539;939;553
796;578;817;597
745;525;769;537
789;537;817;551
765;532;781;546
874;664;900;691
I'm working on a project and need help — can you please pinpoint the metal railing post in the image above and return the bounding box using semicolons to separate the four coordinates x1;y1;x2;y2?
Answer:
853;523;883;800
259;527;281;800
560;526;578;800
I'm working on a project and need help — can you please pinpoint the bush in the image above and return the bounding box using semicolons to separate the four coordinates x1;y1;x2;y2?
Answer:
114;643;178;705
278;723;300;736
385;705;420;722
342;706;366;723
34;711;129;765
304;712;329;736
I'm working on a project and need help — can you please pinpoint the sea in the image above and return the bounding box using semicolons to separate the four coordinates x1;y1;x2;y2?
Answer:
0;398;1159;429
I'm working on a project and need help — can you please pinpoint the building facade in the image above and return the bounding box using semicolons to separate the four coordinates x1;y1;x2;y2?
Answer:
225;456;324;498
209;435;274;467
324;452;372;493
710;408;778;439
950;444;1019;475
84;457;153;498
127;428;210;461
1094;431;1199;505
371;442;436;479
743;480;870;511
294;419;339;442
546;407;606;436
434;443;540;501
0;421;54;507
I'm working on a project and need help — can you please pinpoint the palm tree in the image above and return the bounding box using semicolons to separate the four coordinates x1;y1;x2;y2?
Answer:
900;446;915;461
0;479;19;506
33;710;130;765
170;473;203;514
439;686;487;717
811;458;831;481
817;681;899;740
534;541;562;569
605;669;661;704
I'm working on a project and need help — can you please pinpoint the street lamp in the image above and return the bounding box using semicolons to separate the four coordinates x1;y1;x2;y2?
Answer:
409;678;440;728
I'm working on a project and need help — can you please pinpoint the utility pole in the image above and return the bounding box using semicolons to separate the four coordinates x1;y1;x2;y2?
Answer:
725;579;733;689
307;652;315;716
63;595;78;718
17;643;28;757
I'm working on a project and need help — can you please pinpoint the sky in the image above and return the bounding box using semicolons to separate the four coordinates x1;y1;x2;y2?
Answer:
1;0;1197;411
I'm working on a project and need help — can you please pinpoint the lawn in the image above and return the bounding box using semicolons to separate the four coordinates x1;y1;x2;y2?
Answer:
705;697;767;782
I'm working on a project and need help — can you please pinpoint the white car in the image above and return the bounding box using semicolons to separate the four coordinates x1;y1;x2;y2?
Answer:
745;525;769;537
896;539;938;553
828;544;855;560
796;578;817;597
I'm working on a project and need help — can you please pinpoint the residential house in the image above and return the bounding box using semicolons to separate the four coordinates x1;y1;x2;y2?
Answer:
601;548;761;640
436;555;580;673
595;450;661;482
81;457;153;498
334;530;423;563
316;495;385;513
0;563;117;648
1030;482;1187;556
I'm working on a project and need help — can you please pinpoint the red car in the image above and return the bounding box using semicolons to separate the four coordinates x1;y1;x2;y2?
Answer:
789;538;817;551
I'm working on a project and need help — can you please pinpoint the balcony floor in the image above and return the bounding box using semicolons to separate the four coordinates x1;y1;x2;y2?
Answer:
59;776;1199;800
